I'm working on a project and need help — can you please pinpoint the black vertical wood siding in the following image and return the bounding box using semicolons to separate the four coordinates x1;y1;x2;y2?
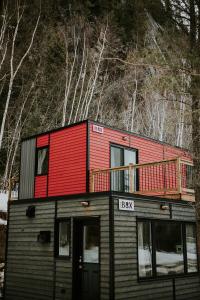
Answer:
4;195;110;300
4;193;200;300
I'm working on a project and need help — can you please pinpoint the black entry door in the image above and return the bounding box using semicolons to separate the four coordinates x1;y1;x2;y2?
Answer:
73;218;100;300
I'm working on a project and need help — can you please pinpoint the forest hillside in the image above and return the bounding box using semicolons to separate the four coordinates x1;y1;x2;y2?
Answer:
0;0;198;185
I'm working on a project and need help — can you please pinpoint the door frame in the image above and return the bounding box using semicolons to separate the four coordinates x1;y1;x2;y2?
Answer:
72;216;100;300
110;143;139;191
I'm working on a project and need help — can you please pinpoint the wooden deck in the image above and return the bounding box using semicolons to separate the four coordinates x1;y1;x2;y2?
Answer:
90;157;195;201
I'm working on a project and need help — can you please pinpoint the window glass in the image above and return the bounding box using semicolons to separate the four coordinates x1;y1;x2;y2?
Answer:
111;146;137;192
59;221;70;256
83;225;99;263
37;148;48;175
186;165;194;189
111;147;123;191
124;149;137;192
186;224;198;273
155;222;184;275
138;221;152;277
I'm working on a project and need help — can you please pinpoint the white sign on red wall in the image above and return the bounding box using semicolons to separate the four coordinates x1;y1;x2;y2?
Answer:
92;124;104;134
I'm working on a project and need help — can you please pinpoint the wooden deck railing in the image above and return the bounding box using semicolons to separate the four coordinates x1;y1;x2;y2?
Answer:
90;158;194;201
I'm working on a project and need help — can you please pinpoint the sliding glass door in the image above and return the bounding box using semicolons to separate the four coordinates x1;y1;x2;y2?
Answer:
111;145;137;192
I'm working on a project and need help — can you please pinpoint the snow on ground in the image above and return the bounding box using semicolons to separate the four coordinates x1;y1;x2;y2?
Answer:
0;219;7;225
0;191;8;212
0;263;4;299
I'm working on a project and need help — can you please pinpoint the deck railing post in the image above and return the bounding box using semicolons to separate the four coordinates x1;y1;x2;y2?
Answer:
90;171;95;192
129;164;134;193
176;158;182;194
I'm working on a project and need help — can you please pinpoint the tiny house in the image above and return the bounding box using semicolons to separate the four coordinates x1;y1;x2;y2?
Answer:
4;120;200;300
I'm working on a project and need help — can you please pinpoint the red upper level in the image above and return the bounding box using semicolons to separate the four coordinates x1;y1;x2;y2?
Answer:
19;120;192;200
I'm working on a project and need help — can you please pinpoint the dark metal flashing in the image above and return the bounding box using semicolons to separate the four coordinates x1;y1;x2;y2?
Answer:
109;195;115;300
18;143;22;200
11;191;195;207
110;192;195;206
47;134;51;197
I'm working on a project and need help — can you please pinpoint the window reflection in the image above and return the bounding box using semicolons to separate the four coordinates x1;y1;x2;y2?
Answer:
138;221;152;277
186;224;198;273
37;147;48;175
111;146;137;192
59;221;70;256
83;225;99;263
155;222;184;275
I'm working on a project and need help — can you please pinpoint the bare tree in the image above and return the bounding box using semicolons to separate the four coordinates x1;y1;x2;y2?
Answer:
0;2;40;150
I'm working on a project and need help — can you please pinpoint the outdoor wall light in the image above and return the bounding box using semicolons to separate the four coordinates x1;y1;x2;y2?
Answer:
26;205;35;218
160;203;169;210
81;201;90;207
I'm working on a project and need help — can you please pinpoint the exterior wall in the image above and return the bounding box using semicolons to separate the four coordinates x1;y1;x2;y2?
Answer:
21;122;87;199
4;194;110;300
113;195;200;300
4;193;200;300
19;138;36;199
5;200;55;300
89;121;191;171
55;196;110;300
34;134;49;198
20;120;192;199
48;122;87;197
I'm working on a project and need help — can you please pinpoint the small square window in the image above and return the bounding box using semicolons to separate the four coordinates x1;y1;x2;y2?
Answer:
36;147;48;175
56;220;70;257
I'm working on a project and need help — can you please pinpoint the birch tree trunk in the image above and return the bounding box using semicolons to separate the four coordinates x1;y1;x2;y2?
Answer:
84;26;107;119
0;5;40;150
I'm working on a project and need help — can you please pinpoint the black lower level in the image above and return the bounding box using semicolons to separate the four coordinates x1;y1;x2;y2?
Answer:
4;192;200;300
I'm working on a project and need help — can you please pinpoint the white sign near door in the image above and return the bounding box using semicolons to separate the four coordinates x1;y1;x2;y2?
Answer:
118;199;135;211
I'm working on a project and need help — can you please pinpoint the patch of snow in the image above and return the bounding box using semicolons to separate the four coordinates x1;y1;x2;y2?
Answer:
84;246;99;263
0;191;8;212
0;218;7;225
59;245;69;256
0;263;4;298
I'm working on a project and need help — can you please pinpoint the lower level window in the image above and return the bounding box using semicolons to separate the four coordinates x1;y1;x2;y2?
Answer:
57;220;70;257
137;219;198;279
155;222;184;275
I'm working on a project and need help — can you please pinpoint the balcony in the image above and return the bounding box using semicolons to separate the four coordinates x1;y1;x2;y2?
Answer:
90;158;195;201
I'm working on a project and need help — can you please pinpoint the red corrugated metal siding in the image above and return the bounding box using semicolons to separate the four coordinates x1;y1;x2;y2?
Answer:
89;123;190;168
48;123;87;196
34;175;47;198
36;134;49;147
89;122;191;195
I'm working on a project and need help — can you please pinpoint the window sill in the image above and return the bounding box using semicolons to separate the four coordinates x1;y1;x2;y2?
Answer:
55;256;70;260
138;271;200;283
35;173;48;177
